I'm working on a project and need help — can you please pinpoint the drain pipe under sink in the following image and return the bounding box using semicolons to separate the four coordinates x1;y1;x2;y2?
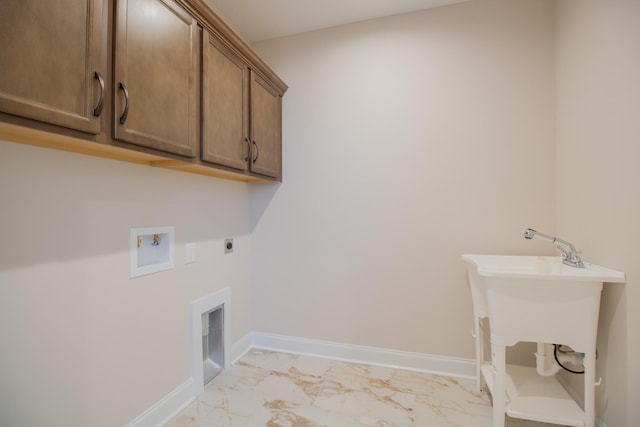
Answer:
535;342;562;376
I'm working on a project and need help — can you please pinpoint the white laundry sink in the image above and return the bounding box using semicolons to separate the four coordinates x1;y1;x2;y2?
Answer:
462;254;625;427
463;254;624;350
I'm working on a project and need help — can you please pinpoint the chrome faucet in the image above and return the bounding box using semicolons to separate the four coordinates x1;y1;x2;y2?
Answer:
524;228;585;268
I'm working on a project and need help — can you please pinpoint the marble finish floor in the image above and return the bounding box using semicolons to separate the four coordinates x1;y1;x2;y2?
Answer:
165;349;562;427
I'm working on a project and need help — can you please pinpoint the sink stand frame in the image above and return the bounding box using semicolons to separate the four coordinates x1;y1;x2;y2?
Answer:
480;278;603;427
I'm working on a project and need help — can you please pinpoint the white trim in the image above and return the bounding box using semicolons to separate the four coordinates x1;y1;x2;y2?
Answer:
248;332;476;379
124;379;194;427
230;332;253;364
190;288;231;395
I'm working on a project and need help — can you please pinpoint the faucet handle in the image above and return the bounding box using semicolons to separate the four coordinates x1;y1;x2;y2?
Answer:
566;249;585;268
556;244;570;259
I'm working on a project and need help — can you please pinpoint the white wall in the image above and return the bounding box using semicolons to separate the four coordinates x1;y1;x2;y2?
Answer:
9;0;639;425
0;141;254;427
555;0;640;425
250;0;556;359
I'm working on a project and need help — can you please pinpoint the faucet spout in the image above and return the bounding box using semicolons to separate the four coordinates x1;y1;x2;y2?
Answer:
524;228;585;268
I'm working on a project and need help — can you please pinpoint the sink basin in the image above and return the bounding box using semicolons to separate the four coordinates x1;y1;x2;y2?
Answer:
462;254;625;427
462;253;625;350
462;254;625;282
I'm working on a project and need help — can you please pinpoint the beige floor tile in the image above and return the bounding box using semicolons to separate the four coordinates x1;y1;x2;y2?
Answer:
164;349;564;427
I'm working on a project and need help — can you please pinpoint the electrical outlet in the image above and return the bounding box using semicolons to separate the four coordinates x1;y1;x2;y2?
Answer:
185;242;196;263
224;238;233;254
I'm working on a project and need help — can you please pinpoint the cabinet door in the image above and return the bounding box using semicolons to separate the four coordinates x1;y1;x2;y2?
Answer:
202;31;249;171
0;0;105;134
114;0;197;157
250;72;282;179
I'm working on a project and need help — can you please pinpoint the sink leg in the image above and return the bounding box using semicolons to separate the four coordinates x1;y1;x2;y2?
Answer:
584;351;596;427
491;343;506;427
474;317;483;392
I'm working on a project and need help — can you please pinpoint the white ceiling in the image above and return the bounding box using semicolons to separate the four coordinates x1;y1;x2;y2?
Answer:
204;0;470;43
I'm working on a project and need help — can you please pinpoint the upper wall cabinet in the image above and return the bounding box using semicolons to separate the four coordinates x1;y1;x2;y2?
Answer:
202;31;250;171
249;72;282;179
113;0;198;157
0;0;287;182
0;0;105;134
201;30;283;179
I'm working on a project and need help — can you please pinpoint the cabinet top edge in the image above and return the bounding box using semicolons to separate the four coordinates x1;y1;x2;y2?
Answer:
180;0;288;94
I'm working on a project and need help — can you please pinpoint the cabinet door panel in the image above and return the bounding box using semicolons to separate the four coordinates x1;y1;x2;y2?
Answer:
202;32;249;170
114;0;197;157
0;0;104;133
250;72;281;179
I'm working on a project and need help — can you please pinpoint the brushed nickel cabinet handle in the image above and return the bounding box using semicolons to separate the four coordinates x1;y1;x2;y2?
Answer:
243;137;251;162
252;140;259;163
92;71;105;117
118;82;129;125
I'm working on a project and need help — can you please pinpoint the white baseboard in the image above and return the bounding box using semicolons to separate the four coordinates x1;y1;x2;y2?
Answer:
248;332;476;379
124;378;195;427
231;332;253;363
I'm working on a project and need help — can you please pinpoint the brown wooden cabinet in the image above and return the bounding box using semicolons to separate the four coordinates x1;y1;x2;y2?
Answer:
202;30;283;179
0;0;105;134
202;31;250;171
0;0;287;182
113;0;198;158
249;72;282;179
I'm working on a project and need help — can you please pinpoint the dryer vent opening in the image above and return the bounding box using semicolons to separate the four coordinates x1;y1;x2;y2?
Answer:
191;287;230;393
202;306;224;386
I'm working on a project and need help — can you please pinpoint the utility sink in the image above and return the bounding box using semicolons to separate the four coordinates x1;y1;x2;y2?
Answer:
462;254;625;427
